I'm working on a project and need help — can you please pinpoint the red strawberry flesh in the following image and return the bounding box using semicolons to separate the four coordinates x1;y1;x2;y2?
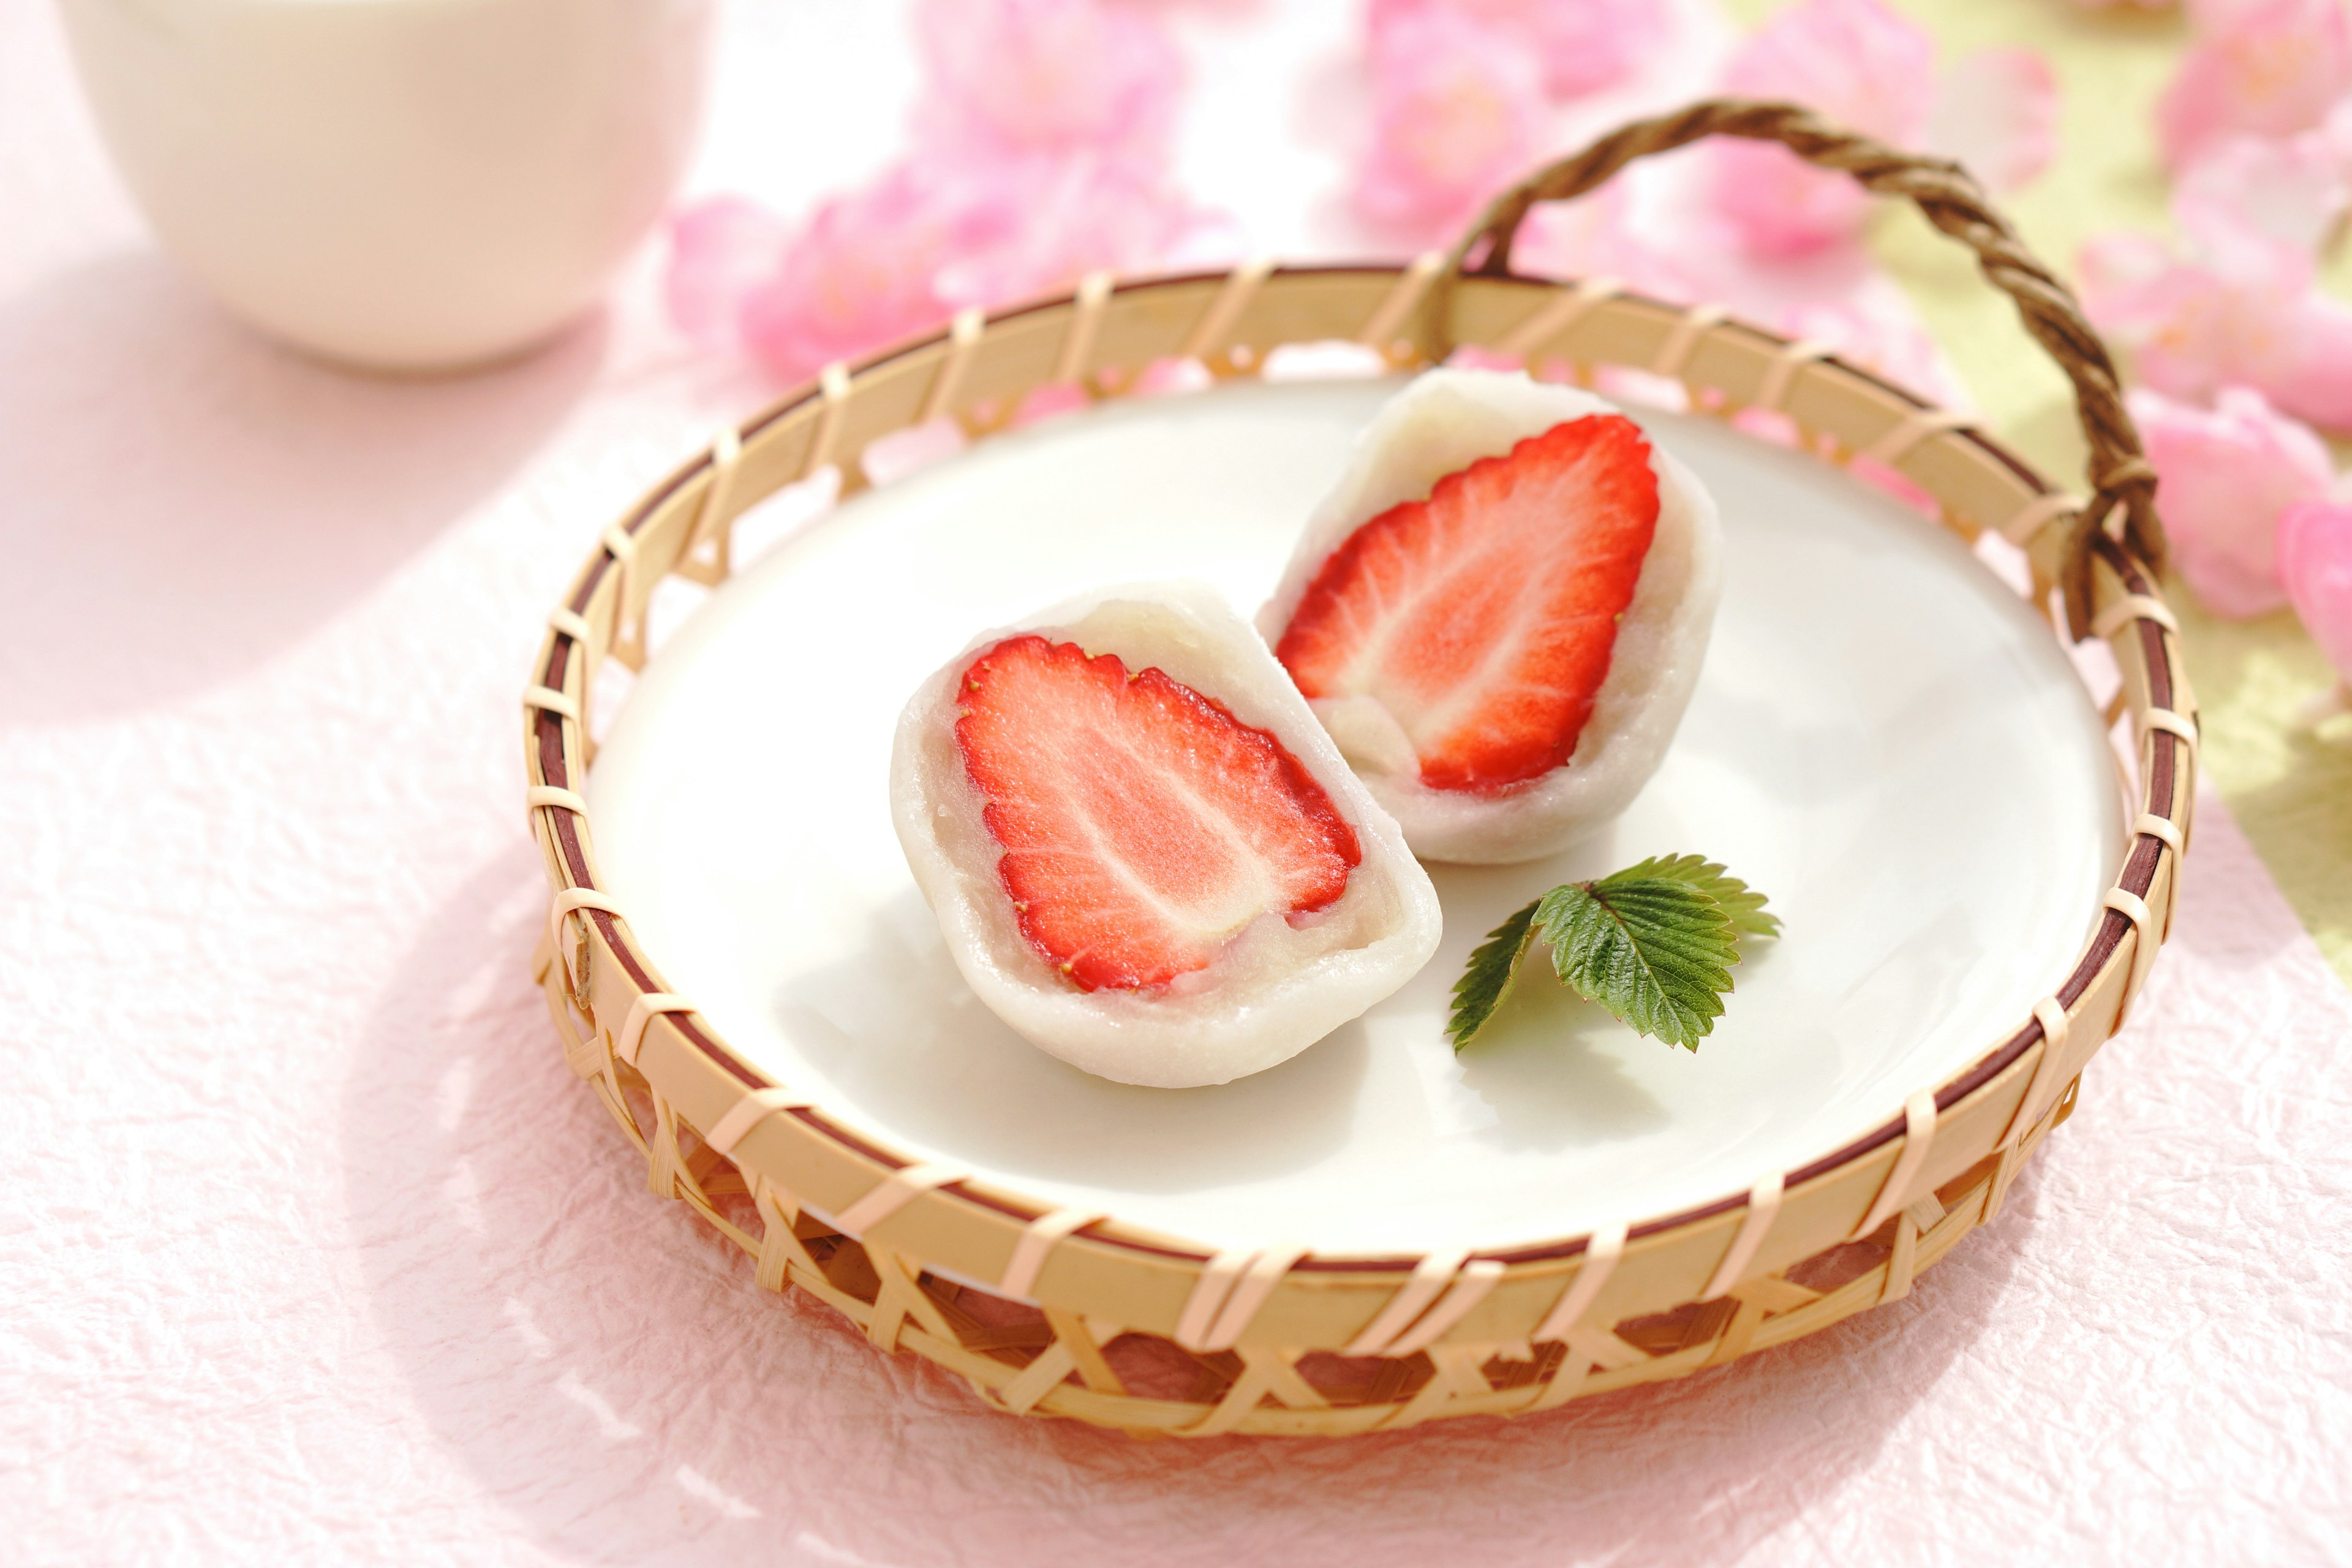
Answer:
1274;413;1662;793
954;635;1362;992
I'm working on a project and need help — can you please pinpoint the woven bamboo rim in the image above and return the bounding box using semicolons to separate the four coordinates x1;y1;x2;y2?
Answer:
522;102;2194;1436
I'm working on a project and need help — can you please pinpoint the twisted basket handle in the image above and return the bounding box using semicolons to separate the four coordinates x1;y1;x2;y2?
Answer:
1439;99;2162;637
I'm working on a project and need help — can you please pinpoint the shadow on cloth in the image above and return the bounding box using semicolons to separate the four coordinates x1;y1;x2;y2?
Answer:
343;845;2037;1568
0;251;599;725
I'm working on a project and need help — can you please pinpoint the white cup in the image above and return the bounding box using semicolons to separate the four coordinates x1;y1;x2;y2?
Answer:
59;0;714;372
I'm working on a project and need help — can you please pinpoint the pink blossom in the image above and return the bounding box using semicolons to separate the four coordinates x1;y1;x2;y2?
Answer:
2277;499;2352;682
2155;0;2352;171
2078;202;2352;430
1352;7;1548;242
910;0;1185;162
1926;48;2060;194
2130;384;2337;616
664;197;793;347
1511;183;1699;301
671;156;1234;383
2171;106;2352;252
732;165;976;382
1367;0;1666;99
931;152;1240;309
2186;0;2287;26
1510;188;1969;410
662;0;1232;385
1704;0;2057;256
1710;0;1937;257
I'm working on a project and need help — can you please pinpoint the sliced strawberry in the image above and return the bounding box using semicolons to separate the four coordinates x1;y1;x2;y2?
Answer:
954;635;1362;992
1275;413;1660;794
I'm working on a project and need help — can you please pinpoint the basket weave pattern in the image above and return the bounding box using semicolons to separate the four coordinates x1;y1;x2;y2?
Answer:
521;107;2194;1437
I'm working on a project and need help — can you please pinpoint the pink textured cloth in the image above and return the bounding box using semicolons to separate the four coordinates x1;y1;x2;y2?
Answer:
4;4;2349;1563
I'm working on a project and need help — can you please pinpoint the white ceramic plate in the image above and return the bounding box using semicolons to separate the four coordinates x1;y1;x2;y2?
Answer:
588;376;2120;1258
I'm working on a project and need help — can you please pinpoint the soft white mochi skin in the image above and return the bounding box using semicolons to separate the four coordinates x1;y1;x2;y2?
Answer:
1257;369;1724;865
891;582;1442;1089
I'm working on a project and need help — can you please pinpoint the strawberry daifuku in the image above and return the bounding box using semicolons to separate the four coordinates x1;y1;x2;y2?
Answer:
955;635;1360;992
1260;369;1721;864
891;584;1439;1088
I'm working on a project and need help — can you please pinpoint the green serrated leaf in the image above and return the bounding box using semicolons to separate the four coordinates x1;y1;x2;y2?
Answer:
1447;853;1774;1057
1447;897;1542;1051
1532;876;1741;1050
1606;853;1781;940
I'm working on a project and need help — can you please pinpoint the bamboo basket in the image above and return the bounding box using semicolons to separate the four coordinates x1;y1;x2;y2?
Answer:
522;103;2193;1437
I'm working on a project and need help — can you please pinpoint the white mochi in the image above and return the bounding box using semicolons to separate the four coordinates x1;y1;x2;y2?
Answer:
1258;369;1722;865
890;582;1442;1088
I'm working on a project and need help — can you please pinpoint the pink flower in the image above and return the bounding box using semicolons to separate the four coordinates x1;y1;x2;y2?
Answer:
2130;384;2337;616
2172;105;2352;252
1926;48;2060;194
910;0;1185;162
1368;0;1667;99
668;156;1235;383
1510;186;1970;411
1352;7;1548;242
2277;499;2352;681
662;0;1234;385
732;165;976;382
2155;0;2352;171
1511;183;1699;301
930;152;1240;309
1710;0;1937;257
664;197;792;347
2079;200;2352;430
1705;0;2057;257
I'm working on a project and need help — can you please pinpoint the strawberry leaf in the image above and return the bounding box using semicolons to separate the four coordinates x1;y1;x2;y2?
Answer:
1534;876;1739;1050
1610;853;1781;939
1446;855;1774;1055
1447;897;1542;1052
